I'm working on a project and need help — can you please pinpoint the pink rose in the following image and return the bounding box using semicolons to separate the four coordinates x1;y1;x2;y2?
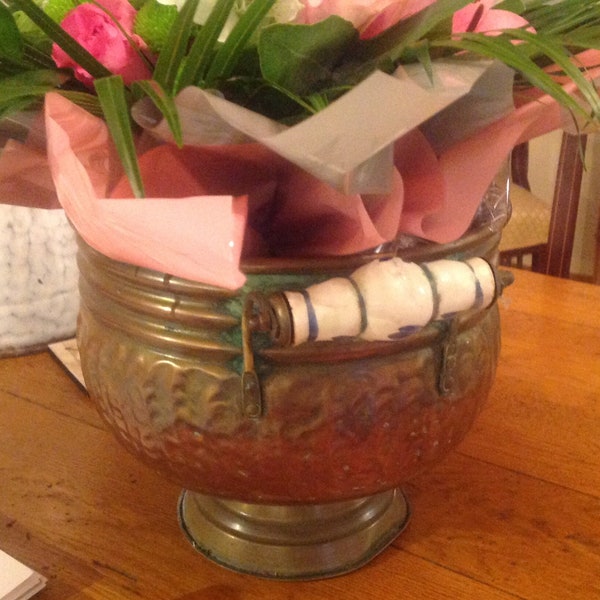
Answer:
452;1;531;34
52;0;152;88
296;1;436;38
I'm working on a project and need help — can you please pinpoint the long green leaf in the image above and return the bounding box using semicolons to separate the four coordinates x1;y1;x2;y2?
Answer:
205;0;276;86
153;0;201;92
0;3;24;62
94;76;145;198
436;33;596;120
23;43;57;69
510;28;600;116
57;90;103;116
561;25;600;50
133;79;183;145
7;0;112;80
522;0;600;35
0;96;42;120
0;69;66;103
176;0;237;90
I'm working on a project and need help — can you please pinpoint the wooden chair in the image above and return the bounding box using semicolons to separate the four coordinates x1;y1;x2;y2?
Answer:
499;132;588;278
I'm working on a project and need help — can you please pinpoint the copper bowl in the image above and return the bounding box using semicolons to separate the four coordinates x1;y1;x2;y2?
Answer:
75;224;504;579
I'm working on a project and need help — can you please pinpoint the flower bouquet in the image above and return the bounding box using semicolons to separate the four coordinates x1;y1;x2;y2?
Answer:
2;0;600;579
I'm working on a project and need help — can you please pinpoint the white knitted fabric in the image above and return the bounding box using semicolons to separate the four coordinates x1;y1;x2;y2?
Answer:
0;205;79;355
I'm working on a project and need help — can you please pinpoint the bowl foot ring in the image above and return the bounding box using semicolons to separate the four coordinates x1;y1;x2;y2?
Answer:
178;487;410;580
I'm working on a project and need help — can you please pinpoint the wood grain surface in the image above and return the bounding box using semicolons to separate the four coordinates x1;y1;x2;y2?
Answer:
1;269;599;599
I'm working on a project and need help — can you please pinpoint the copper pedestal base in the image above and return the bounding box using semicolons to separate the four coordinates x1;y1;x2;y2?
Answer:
178;488;410;580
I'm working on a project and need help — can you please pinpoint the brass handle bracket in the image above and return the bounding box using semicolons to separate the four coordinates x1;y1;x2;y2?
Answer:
240;292;285;418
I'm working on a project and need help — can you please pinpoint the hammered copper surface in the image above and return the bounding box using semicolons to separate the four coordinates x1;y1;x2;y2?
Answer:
76;228;501;504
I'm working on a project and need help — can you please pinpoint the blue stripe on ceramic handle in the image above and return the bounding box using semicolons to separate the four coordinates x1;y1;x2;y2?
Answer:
283;257;496;345
298;289;319;342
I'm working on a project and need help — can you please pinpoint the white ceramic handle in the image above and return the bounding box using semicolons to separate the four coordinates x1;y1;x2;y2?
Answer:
282;257;497;345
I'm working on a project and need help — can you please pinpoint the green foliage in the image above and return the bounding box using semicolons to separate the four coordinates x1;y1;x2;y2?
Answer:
134;0;179;53
2;0;600;197
0;69;66;102
152;0;201;91
13;0;79;49
0;3;25;63
176;0;237;90
203;0;275;86
9;0;111;79
0;70;66;118
94;76;145;197
133;79;182;144
258;16;358;96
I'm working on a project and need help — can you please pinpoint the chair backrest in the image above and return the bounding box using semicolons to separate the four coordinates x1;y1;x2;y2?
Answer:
545;133;587;277
500;132;587;278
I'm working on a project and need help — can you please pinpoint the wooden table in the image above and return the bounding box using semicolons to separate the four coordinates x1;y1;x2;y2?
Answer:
1;269;599;599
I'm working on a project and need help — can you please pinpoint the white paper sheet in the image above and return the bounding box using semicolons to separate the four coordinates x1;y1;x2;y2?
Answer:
0;550;46;600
